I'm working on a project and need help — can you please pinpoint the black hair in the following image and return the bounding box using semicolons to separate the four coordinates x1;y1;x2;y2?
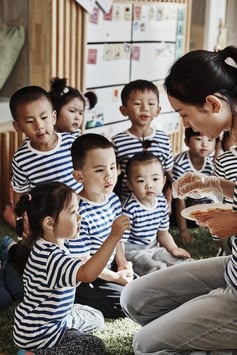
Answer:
10;86;53;121
15;182;74;246
185;127;201;142
125;151;163;179
49;77;97;115
164;46;237;120
221;131;232;151
121;79;159;106
71;133;114;169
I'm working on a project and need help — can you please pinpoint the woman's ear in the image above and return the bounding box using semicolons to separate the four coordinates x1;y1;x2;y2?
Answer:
204;95;222;113
120;105;128;117
73;170;83;182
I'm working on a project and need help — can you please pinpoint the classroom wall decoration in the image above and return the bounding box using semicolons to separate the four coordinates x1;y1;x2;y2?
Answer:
84;1;187;138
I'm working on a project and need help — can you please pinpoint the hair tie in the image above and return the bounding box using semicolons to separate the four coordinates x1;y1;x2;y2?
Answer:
60;87;69;96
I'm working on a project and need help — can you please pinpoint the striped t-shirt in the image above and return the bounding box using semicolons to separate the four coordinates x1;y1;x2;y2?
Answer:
112;129;173;200
12;132;82;193
122;193;169;246
225;180;237;289
173;150;214;180
13;238;82;350
214;147;237;204
69;192;122;267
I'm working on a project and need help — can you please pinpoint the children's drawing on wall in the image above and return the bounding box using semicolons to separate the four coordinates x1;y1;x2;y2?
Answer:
84;86;123;130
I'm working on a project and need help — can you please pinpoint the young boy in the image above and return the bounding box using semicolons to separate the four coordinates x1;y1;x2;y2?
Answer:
122;151;190;276
70;133;133;318
2;86;82;278
172;127;216;242
112;79;173;206
10;85;82;195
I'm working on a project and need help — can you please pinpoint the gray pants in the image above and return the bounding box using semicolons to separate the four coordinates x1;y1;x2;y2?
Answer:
120;256;237;354
125;243;192;276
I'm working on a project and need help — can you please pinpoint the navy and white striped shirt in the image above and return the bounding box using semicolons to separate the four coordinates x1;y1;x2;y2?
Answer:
112;129;173;200
122;193;169;246
12;132;82;193
214;147;237;204
13;238;82;350
173;150;214;181
69;193;122;267
225;180;237;289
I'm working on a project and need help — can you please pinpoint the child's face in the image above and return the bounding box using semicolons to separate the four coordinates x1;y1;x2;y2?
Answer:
186;135;216;157
56;97;84;133
54;193;81;242
120;89;161;127
127;159;165;205
75;147;118;199
13;97;56;150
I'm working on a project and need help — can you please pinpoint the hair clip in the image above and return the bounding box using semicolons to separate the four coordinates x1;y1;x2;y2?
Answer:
61;87;70;95
16;216;23;221
27;193;32;201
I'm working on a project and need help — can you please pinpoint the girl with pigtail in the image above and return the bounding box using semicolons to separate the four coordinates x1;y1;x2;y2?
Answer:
13;181;130;355
49;77;97;134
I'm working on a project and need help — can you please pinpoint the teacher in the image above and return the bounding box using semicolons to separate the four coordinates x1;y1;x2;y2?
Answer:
120;46;237;355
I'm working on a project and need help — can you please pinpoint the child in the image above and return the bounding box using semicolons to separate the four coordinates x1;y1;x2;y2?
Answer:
3;85;82;228
122;151;191;276
70;133;133;318
172;127;216;242
112;79;173;206
214;131;237;206
0;236;23;310
13;181;130;354
49;77;97;133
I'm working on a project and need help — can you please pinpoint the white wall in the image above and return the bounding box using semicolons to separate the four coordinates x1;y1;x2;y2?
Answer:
203;0;226;50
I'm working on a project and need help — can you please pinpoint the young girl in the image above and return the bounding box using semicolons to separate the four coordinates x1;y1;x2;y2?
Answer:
13;181;130;354
49;77;97;133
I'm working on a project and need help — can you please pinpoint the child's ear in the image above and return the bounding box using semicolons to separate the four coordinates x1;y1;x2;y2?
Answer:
163;175;167;188
73;170;83;182
157;106;161;115
43;216;55;230
184;137;189;147
126;179;133;191
13;121;23;133
120;105;128;117
52;110;57;124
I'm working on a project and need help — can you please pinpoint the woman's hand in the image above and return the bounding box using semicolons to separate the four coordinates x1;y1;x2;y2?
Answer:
172;172;223;202
195;209;237;239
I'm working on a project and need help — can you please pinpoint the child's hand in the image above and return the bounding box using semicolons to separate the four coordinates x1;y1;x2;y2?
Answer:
180;230;193;243
116;269;133;286
117;260;133;272
110;215;130;240
171;247;191;259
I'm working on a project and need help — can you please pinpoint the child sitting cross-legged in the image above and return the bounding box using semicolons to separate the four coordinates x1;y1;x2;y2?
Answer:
122;151;191;276
13;181;130;354
70;133;133;318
